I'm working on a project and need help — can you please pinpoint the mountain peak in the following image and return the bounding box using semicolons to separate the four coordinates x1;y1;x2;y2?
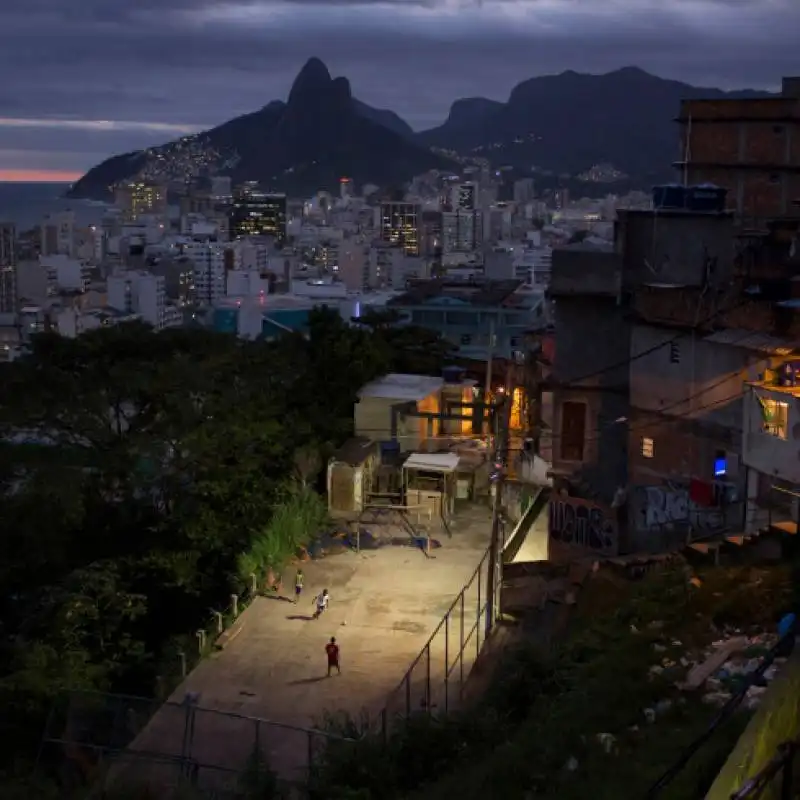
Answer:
288;57;332;104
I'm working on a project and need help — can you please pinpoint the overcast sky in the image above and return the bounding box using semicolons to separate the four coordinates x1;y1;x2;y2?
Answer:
0;0;797;181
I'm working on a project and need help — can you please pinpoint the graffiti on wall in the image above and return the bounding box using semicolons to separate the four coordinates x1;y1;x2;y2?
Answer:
634;480;736;534
548;495;618;555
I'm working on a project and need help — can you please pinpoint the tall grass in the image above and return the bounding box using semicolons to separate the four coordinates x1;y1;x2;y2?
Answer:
236;484;328;582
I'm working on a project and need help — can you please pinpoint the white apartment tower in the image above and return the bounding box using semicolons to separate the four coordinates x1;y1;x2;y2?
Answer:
40;211;76;258
184;241;230;305
107;271;167;329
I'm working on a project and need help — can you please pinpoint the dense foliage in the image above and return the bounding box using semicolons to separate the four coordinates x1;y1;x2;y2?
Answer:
0;308;453;790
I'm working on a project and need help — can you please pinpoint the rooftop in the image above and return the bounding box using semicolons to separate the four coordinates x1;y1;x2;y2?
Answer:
330;436;376;466
358;373;445;402
387;279;523;308
704;329;800;356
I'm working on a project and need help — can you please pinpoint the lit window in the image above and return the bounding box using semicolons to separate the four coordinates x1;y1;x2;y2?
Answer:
642;437;654;458
758;396;789;439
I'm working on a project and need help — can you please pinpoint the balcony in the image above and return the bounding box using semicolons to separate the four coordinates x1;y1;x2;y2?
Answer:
742;382;800;484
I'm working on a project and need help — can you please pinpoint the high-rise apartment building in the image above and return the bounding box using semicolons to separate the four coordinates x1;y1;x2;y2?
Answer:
230;184;287;244
442;210;483;254
513;178;536;204
450;182;477;211
107;271;168;329
114;182;168;222
40;211;76;257
674;76;800;220
184;241;230;305
378;201;420;256
0;223;16;314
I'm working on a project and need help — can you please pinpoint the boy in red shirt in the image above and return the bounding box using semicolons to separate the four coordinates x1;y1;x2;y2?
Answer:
325;637;340;676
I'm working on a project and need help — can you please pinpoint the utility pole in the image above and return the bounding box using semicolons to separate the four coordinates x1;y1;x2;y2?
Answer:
484;318;495;406
485;362;513;639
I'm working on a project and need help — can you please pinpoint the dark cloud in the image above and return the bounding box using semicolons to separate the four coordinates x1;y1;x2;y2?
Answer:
0;0;797;175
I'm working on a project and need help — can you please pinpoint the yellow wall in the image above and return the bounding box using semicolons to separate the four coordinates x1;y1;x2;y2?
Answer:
354;392;441;450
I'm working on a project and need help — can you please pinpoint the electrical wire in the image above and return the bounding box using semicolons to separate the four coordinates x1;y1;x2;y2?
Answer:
547;294;751;389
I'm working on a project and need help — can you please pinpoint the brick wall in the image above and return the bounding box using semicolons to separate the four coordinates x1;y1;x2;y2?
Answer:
632;286;800;336
680;98;799;122
741;173;785;217
684;124;739;163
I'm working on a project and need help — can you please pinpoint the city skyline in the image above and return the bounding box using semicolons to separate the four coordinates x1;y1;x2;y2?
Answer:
1;0;797;182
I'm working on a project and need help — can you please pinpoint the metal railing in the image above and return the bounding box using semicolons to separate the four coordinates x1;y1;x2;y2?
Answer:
375;544;497;740
644;629;796;799
732;741;798;799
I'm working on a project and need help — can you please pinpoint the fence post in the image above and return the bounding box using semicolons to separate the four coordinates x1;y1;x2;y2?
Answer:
781;744;795;800
425;643;432;715
178;650;187;678
477;560;482;658
250;572;257;596
460;591;465;700
444;612;450;714
214;611;223;634
231;594;239;618
196;629;206;655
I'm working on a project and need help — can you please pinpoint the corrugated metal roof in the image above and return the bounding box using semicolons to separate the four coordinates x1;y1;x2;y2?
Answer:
704;329;799;355
358;373;444;402
403;452;460;473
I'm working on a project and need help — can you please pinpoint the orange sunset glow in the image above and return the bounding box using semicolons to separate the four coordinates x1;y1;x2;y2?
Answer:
0;169;81;183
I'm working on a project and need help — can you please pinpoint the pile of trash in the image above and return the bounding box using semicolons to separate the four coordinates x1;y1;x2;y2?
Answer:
567;626;788;771
679;630;783;710
639;621;786;713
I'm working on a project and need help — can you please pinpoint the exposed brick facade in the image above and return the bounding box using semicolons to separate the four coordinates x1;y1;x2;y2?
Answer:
676;94;800;220
632;284;800;338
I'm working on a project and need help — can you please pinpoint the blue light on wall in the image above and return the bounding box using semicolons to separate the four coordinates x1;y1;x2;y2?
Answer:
713;455;727;477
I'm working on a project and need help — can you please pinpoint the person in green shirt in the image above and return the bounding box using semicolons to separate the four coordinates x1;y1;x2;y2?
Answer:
294;569;305;603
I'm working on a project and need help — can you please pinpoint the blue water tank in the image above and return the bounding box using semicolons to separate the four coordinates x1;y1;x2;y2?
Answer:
442;366;465;384
686;184;727;213
652;184;687;210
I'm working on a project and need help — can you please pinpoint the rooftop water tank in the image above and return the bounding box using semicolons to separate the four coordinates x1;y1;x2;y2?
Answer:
442;365;465;384
686;184;727;213
652;184;687;210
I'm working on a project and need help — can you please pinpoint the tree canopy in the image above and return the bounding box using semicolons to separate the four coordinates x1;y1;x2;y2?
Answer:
0;308;453;792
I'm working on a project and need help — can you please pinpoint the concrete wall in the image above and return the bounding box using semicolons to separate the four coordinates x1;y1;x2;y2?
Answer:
626;324;761;549
616;210;736;288
550;295;630;504
549;247;621;297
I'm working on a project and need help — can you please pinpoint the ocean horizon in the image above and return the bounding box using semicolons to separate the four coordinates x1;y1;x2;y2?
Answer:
0;181;107;230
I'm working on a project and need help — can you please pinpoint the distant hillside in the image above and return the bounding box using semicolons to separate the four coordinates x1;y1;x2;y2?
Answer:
68;64;774;199
416;67;772;181
67;58;451;199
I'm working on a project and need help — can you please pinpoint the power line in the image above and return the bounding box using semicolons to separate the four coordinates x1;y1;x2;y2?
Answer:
547;295;750;389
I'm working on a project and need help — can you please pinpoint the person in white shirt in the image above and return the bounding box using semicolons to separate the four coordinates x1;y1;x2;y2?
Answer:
313;589;330;620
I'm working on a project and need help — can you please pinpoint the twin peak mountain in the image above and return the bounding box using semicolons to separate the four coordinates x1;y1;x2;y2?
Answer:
68;58;769;198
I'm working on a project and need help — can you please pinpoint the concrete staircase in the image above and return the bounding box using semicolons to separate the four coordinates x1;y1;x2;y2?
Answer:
685;520;793;565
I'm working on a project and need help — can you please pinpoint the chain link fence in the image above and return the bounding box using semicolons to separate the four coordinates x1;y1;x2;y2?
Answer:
376;545;496;738
40;689;352;797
